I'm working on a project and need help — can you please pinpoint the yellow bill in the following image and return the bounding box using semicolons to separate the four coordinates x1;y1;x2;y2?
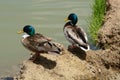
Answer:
17;30;24;34
64;18;68;22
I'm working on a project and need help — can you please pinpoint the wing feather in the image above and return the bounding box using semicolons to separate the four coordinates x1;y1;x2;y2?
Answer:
76;26;88;43
64;26;85;45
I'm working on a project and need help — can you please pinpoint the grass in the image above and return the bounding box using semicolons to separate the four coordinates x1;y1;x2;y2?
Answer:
89;0;106;44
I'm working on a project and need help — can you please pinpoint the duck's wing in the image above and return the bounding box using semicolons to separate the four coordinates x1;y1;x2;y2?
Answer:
76;26;88;43
64;26;88;48
32;33;53;46
25;33;62;54
76;26;90;51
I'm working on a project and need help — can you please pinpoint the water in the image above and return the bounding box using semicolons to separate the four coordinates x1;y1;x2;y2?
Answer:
0;0;92;77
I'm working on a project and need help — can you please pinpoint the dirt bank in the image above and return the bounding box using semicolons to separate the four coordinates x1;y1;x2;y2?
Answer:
14;0;120;80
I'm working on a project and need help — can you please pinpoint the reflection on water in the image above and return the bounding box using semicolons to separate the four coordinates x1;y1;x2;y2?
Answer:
0;0;92;77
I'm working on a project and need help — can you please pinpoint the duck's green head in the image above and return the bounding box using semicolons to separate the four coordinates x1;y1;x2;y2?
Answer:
18;25;35;36
65;13;78;26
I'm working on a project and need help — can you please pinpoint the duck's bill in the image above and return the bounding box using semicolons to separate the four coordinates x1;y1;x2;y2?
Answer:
17;30;23;34
64;18;68;22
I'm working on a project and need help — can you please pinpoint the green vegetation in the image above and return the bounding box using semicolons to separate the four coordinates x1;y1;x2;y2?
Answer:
89;0;106;44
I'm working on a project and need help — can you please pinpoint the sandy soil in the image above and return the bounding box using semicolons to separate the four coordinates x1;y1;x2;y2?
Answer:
11;0;120;80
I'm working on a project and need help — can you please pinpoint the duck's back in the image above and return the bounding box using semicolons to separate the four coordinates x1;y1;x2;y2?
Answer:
22;33;62;54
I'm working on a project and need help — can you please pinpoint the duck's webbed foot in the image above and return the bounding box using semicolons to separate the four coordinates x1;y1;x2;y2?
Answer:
29;52;40;62
68;44;77;49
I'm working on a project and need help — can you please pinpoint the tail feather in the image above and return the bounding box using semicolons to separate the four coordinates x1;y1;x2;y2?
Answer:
46;42;63;54
79;44;90;52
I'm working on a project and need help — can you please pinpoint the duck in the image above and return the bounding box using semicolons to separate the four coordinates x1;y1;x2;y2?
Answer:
63;13;90;52
18;25;62;61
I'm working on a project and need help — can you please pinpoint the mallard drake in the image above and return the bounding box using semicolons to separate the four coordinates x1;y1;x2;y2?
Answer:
18;25;62;61
63;13;90;52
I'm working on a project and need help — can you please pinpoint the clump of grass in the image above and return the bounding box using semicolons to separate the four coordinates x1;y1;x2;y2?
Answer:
89;0;106;44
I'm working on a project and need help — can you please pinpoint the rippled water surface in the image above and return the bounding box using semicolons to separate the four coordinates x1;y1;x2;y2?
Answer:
0;0;92;77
